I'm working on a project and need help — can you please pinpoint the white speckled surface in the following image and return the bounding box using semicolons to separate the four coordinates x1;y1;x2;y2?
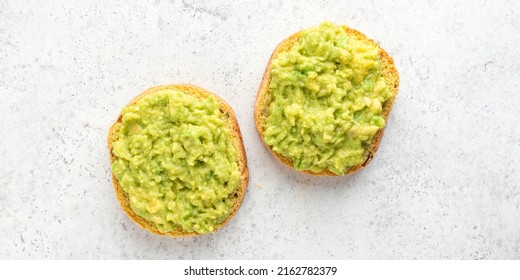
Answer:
1;0;519;259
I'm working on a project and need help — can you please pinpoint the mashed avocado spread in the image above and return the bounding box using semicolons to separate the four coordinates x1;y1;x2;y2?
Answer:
111;89;241;234
264;22;393;175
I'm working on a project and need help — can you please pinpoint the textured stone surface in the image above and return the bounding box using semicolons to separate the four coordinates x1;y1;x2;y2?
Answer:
1;0;519;259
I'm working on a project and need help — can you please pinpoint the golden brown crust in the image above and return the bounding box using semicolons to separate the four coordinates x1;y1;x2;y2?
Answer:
108;84;249;237
254;25;400;176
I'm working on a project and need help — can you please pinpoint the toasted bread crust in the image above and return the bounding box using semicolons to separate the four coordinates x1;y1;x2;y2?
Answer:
254;25;400;176
108;84;249;237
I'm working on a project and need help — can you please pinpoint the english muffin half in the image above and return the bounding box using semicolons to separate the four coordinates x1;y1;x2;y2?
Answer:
255;22;399;176
108;84;248;236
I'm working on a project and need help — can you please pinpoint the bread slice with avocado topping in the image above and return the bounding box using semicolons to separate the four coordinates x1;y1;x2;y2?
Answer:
108;84;249;237
254;22;399;176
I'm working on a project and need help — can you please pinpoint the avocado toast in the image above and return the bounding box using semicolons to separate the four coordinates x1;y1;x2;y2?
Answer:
108;84;249;236
255;22;399;176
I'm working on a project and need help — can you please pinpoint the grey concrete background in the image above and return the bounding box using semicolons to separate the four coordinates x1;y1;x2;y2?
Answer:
1;0;519;259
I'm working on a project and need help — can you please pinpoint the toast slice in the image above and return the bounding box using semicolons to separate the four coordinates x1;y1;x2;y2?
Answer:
254;24;399;176
108;84;249;237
